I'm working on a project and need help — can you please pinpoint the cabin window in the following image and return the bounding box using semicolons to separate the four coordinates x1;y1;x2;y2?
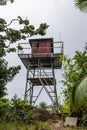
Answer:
37;43;39;48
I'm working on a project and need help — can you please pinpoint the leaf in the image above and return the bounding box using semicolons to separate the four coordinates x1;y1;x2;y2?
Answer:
17;45;23;50
75;0;87;12
74;76;87;110
7;48;16;53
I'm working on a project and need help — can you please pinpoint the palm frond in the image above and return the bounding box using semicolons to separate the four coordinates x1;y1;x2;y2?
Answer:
74;76;87;110
75;0;87;12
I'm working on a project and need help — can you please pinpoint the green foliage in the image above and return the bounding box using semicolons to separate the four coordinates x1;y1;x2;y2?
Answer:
61;51;87;112
59;101;70;119
0;121;52;130
10;94;26;107
0;94;33;123
18;16;49;37
33;121;52;130
0;0;14;5
7;47;16;53
47;104;56;113
75;0;87;12
0;98;10;121
9;94;33;123
0;58;21;97
73;76;87;110
0;16;48;98
0;95;53;129
58;96;70;119
17;44;23;50
81;109;87;126
39;102;47;109
18;16;29;25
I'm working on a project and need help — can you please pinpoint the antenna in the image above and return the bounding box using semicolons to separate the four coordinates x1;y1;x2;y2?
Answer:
59;32;61;41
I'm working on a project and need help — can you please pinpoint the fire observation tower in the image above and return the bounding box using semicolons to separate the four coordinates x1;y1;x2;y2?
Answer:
18;38;63;110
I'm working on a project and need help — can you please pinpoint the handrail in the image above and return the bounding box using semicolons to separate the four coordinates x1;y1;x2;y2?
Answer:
18;41;63;55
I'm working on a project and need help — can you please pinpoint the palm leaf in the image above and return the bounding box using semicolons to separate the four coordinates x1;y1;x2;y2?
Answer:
74;76;87;110
75;0;87;12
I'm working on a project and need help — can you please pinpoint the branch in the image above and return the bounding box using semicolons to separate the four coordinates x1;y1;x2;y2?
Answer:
6;19;19;27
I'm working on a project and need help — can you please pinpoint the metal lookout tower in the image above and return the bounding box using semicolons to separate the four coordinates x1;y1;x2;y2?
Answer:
18;38;63;110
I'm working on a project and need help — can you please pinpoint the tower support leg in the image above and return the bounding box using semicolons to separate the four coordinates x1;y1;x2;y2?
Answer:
51;60;59;112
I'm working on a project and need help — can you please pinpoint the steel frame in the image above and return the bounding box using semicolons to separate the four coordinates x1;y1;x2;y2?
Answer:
24;59;59;111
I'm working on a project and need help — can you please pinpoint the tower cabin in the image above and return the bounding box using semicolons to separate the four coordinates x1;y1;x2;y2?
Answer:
18;38;63;69
30;38;53;57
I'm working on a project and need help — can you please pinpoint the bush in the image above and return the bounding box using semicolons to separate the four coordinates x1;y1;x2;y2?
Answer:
39;102;47;109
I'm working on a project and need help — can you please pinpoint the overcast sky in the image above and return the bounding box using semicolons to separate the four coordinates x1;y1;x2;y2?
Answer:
0;0;87;104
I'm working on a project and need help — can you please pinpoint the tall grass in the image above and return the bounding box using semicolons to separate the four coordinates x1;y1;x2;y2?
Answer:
0;121;52;130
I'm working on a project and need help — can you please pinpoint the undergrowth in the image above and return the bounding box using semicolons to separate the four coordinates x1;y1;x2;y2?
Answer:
0;121;52;130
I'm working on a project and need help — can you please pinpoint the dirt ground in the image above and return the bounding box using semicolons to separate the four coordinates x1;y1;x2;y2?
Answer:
52;120;65;130
52;120;80;130
32;108;85;130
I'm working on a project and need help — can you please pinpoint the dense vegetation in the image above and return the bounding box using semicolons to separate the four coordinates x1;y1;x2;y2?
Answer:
0;16;48;98
60;50;87;126
0;95;55;130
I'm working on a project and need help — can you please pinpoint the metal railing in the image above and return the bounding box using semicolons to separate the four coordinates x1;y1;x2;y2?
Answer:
28;68;53;79
18;41;63;57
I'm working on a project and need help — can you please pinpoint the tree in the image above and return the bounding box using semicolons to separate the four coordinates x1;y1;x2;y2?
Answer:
61;51;87;112
74;0;87;12
0;0;14;5
0;58;21;98
0;16;49;98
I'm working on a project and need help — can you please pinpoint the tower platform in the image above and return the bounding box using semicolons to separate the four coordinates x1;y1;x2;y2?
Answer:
18;53;62;69
18;39;63;69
